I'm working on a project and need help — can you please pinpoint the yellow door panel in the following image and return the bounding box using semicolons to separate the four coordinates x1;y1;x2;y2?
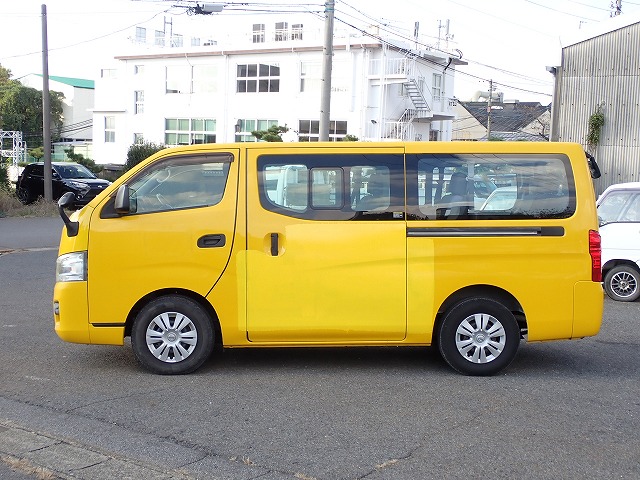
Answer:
245;146;406;343
87;150;239;326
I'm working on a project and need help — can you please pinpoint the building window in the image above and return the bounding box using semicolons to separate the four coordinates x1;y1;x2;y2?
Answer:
134;133;144;144
192;65;218;94
234;119;278;142
134;91;144;115
101;69;117;79
429;129;440;141
300;61;321;92
298;120;347;142
252;24;265;43
291;24;303;40
154;30;165;46
165;118;216;145
171;34;183;47
104;116;115;143
191;37;201;46
237;64;280;93
275;22;288;41
134;65;144;75
432;73;443;99
166;65;191;94
135;27;146;43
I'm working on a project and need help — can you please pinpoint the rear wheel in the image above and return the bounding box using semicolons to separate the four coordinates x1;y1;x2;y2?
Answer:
604;265;640;302
438;297;520;376
131;295;214;374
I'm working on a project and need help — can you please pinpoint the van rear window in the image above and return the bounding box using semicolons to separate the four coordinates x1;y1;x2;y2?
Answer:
407;153;575;221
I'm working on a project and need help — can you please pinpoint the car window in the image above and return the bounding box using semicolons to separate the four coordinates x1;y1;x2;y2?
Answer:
597;191;636;223
55;164;96;179
258;154;404;221
126;154;232;214
408;153;574;220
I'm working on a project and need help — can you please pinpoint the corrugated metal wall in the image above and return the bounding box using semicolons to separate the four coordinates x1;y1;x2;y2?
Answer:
554;22;640;194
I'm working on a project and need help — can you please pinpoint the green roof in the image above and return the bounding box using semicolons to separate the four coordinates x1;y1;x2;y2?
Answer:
34;74;94;89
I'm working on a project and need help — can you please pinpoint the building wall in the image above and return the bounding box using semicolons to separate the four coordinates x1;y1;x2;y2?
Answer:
451;103;484;140
20;76;94;142
92;31;461;164
552;21;640;193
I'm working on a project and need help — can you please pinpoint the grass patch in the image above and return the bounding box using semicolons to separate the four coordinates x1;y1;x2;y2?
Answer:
0;187;59;218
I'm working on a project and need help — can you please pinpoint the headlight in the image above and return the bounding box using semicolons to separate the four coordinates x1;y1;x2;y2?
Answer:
56;251;87;282
67;181;90;194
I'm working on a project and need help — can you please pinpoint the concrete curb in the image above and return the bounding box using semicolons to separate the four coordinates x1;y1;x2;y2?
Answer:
0;423;191;480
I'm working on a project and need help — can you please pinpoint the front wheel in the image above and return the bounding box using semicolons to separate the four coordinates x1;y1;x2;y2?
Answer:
604;265;640;302
438;297;520;376
16;186;34;205
131;295;214;374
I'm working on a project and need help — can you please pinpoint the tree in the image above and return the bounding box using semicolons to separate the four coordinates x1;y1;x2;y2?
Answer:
0;63;65;148
65;148;102;174
125;142;166;171
251;125;289;142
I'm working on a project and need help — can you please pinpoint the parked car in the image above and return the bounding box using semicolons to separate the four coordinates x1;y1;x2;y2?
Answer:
596;182;640;301
15;162;111;208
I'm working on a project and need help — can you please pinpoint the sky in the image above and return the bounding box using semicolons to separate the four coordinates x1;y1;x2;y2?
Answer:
1;0;640;104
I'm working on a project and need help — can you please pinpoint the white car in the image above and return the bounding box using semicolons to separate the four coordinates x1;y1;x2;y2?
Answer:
597;182;640;301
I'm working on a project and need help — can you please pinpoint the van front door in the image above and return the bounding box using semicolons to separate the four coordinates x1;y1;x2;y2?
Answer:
87;151;239;327
246;148;407;343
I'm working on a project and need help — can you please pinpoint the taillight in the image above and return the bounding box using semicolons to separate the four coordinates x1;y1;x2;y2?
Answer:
589;229;602;282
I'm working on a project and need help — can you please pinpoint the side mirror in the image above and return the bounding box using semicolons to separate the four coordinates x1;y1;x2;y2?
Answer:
114;184;131;214
57;192;79;237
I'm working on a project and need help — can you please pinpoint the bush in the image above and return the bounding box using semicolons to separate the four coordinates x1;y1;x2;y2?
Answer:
0;158;9;190
64;148;102;175
125;142;165;172
0;188;58;218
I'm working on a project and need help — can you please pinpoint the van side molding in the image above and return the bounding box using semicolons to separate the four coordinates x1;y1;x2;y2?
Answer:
407;226;565;237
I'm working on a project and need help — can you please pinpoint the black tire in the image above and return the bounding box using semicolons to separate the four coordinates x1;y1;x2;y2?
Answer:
603;265;640;302
438;297;520;376
16;186;34;205
131;295;214;374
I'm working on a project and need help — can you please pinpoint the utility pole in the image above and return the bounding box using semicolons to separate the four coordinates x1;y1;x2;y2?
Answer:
319;0;335;142
41;3;52;201
486;79;493;141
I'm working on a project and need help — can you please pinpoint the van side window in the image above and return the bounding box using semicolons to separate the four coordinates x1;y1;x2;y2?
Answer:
258;154;403;220
406;153;575;220
125;154;231;214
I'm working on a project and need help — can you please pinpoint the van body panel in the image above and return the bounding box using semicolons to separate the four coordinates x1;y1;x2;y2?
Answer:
53;281;90;343
245;145;407;342
573;282;604;337
85;148;239;327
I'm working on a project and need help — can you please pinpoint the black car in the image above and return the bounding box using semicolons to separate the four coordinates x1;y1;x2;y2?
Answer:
15;162;111;207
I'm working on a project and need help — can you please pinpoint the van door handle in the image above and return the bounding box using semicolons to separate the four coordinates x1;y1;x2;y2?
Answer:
197;234;226;248
270;233;279;256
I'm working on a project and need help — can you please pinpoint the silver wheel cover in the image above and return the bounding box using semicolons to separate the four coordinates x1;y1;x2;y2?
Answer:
145;311;198;363
455;313;506;364
610;271;638;298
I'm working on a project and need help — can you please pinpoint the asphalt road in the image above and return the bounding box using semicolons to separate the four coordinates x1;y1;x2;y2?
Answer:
0;217;639;479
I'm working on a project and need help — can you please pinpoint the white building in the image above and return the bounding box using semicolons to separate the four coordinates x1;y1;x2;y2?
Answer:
21;74;94;159
92;17;465;165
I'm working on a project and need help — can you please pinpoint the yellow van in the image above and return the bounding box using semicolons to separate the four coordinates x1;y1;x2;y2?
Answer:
53;142;604;376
